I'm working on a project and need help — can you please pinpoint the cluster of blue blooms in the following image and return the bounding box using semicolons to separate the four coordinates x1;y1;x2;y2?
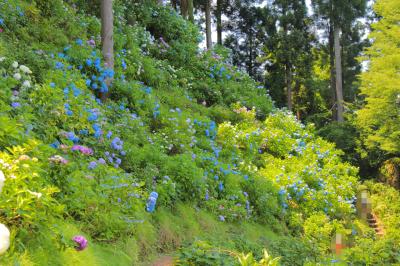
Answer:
39;34;359;224
209;64;232;81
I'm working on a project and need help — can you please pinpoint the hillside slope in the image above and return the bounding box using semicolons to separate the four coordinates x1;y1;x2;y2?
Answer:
0;1;397;265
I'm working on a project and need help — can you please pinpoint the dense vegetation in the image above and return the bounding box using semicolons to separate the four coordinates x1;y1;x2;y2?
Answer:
0;0;399;265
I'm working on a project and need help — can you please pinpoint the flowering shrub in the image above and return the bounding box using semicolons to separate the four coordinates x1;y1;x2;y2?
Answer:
0;224;10;255
0;141;62;230
0;1;371;264
216;107;358;223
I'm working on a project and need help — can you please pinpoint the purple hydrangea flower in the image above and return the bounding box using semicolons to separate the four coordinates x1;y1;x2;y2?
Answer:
87;39;95;47
71;145;93;155
88;161;97;170
72;235;88;251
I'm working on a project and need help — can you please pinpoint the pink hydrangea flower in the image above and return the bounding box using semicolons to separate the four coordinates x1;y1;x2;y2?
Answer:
72;235;88;251
71;145;93;155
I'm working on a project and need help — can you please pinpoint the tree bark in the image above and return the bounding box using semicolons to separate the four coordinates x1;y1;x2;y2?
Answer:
216;0;222;45
334;26;344;122
248;30;254;76
181;0;188;19
101;0;114;101
188;0;194;22
329;22;337;120
286;65;292;111
205;0;212;49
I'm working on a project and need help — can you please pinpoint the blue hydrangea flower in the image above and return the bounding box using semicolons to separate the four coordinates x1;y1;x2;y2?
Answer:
11;102;20;108
86;59;92;66
146;192;158;213
111;137;123;150
55;62;64;69
88;161;97;170
218;181;224;191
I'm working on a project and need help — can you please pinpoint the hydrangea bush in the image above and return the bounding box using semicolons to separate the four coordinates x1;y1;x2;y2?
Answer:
0;0;367;264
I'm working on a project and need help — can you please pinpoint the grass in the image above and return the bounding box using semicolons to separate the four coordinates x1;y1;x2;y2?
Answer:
3;204;283;266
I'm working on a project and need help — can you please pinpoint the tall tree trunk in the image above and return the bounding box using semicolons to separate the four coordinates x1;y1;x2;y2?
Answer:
329;22;337;120
248;31;254;76
101;0;114;101
334;26;344;122
181;0;188;19
286;65;292;111
216;0;222;45
188;0;194;22
205;0;212;49
295;80;301;120
171;0;177;10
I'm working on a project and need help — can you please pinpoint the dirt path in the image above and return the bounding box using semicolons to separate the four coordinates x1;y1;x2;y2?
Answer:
151;256;174;266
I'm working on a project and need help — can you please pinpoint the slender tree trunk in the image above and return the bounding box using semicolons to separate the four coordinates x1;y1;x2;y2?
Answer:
157;0;163;5
334;26;344;122
329;22;337;120
295;80;301;120
188;0;194;22
248;31;253;76
101;0;114;101
286;65;292;111
181;0;188;19
216;0;223;45
205;0;212;49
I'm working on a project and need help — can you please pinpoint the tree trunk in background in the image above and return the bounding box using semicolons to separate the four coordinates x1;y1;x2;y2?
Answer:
248;31;253;76
329;22;337;120
181;0;188;19
101;0;114;101
216;0;222;45
205;0;212;49
157;0;163;5
188;0;194;22
295;80;301;120
286;65;292;111
171;0;177;10
334;26;344;122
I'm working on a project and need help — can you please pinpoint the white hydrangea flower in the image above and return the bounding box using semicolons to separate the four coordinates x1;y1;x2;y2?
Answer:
13;73;22;80
0;223;10;255
0;57;6;62
19;65;32;74
12;61;18;68
0;170;4;193
22;80;31;88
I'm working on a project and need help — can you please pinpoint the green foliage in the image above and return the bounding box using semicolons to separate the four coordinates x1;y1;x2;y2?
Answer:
356;0;400;156
0;142;62;228
317;121;360;165
0;0;388;265
343;181;400;264
236;249;280;266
